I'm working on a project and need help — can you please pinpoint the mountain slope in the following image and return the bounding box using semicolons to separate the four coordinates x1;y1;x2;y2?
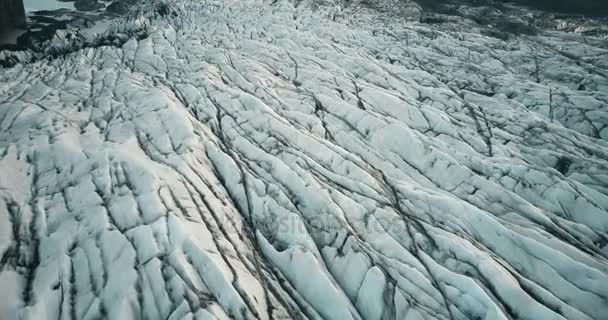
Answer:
1;0;608;319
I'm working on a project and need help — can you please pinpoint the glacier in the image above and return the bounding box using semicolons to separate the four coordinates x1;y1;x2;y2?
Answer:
1;0;608;319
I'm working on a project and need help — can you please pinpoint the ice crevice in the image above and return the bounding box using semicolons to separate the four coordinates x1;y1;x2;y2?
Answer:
1;0;608;319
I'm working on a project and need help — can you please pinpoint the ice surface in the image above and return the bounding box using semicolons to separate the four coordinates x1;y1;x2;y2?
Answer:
1;0;608;319
23;0;74;12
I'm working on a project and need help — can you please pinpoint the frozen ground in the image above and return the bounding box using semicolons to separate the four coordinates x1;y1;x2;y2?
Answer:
1;0;608;319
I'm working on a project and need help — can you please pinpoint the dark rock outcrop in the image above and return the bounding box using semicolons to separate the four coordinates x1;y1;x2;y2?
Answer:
106;0;137;14
0;0;26;35
74;0;104;11
416;0;608;16
510;0;608;15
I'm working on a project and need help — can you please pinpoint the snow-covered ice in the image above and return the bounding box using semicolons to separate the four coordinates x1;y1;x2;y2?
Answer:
1;0;608;319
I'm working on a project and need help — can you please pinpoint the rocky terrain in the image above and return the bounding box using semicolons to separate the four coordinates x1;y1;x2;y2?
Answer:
417;0;608;16
0;0;136;51
1;0;607;319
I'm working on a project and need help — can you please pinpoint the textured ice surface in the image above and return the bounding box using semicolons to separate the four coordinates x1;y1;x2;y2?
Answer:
1;0;608;319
